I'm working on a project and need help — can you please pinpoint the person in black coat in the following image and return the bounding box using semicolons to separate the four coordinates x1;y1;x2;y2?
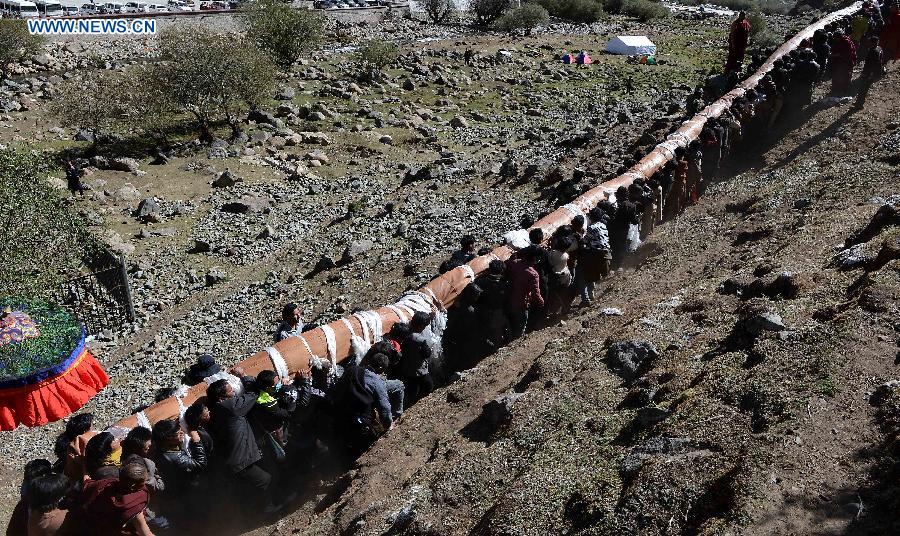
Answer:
477;259;510;352
207;372;278;515
443;283;486;372
609;186;639;270
152;419;207;528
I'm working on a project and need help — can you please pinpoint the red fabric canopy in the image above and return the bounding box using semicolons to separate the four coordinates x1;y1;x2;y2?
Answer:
0;344;108;431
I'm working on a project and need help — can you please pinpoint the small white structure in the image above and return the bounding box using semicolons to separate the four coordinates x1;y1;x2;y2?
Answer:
605;36;657;56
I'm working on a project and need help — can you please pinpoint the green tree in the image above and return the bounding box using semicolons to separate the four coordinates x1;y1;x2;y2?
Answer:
622;0;668;21
243;0;323;70
497;3;550;33
534;0;604;23
470;0;510;26
151;27;276;141
421;0;455;23
0;149;102;298
0;19;46;81
48;70;127;147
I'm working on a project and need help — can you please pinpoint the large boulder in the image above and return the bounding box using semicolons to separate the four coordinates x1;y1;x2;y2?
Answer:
606;341;659;382
248;108;279;127
113;184;141;203
221;197;271;214
739;310;786;336
135;197;160;221
205;267;227;287
342;239;374;263
109;157;140;173
275;86;295;100
212;170;239;188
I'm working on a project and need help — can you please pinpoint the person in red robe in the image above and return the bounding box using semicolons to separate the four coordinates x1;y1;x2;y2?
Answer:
830;29;858;96
76;462;153;536
725;12;752;72
882;3;900;61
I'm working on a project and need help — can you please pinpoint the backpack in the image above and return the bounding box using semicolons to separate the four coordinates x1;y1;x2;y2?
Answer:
333;365;373;424
581;226;609;253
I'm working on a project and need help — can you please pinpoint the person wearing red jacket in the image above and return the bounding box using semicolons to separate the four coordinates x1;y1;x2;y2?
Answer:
830;28;858;96
725;12;752;73
882;3;900;61
506;246;544;340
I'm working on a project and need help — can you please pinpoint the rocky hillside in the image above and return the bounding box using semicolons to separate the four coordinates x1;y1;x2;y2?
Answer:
252;66;900;535
2;10;742;513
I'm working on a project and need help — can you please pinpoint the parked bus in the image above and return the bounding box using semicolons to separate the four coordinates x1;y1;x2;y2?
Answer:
34;0;64;15
0;0;40;17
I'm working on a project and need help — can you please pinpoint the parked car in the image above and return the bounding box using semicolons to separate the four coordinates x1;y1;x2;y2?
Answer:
101;1;124;13
79;3;100;14
166;0;191;10
123;1;148;12
145;2;167;10
63;4;78;14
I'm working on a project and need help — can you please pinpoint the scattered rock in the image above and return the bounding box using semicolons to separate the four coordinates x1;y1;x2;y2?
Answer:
342;239;374;263
314;254;337;272
741;310;786;335
845;202;899;248
107;157;140;173
606;340;659;382
113;184;141;203
135;197;160;221
75;129;95;143
450;116;469;129
869;380;900;406
205;267;226;286
212;170;239;188
221;197;271;214
256;224;275;239
188;239;211;254
275;87;296;100
635;405;670;427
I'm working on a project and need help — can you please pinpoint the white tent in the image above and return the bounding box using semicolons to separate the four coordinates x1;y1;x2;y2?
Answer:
605;36;657;56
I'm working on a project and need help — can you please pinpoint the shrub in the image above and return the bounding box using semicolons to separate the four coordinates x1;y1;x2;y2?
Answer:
603;0;624;13
746;11;766;39
751;29;782;51
622;0;668;21
421;0;455;23
243;0;323;70
0;149;103;299
354;39;399;71
497;3;550;33
150;27;275;141
757;0;791;14
715;0;757;10
470;0;510;26
49;70;127;142
534;0;604;23
0;19;45;80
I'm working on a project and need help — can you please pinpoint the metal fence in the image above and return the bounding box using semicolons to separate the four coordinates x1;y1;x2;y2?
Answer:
55;249;135;335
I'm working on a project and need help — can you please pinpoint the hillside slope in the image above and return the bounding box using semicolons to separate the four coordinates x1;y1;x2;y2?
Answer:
253;65;900;535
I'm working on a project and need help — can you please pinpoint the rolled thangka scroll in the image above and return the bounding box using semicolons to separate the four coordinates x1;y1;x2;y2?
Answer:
111;1;864;432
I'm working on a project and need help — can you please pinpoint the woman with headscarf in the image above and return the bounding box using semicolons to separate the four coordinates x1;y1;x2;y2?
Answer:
84;432;122;482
